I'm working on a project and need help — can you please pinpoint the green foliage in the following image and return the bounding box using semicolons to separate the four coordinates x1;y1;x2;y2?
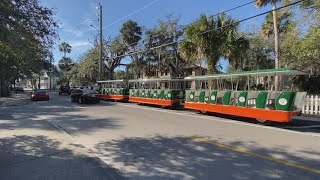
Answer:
71;47;100;86
261;9;295;37
180;13;241;73
59;42;72;57
58;57;74;72
282;25;320;74
144;15;186;78
114;70;127;80
300;0;320;10
0;0;58;96
255;0;282;7
106;36;126;79
120;20;143;78
227;28;274;72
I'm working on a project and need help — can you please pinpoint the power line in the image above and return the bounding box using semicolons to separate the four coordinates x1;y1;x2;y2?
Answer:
59;0;255;50
102;0;161;29
58;0;161;50
109;0;305;60
118;0;256;50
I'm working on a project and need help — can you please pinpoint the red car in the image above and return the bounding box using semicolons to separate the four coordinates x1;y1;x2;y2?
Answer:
31;89;50;101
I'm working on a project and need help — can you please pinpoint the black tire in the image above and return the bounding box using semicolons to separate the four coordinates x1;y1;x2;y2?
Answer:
59;92;61;95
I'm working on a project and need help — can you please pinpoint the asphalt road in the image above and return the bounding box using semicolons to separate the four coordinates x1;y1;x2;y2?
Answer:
4;93;320;179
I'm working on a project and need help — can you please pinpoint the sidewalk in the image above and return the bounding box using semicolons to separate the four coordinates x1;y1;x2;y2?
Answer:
0;116;123;179
0;92;29;106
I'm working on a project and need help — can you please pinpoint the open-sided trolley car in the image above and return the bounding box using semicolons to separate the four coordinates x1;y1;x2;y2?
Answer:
128;78;185;108
97;80;129;102
184;68;306;124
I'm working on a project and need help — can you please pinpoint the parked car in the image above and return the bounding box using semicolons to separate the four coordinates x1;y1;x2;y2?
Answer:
71;89;100;104
59;85;70;95
12;87;24;93
31;89;49;101
70;86;79;94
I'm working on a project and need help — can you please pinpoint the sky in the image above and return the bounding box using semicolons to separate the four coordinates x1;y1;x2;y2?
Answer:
40;0;273;71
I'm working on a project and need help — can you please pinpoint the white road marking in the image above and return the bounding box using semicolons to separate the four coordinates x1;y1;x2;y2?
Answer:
110;102;320;138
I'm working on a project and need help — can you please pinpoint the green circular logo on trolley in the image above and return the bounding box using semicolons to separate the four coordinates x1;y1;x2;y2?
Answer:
278;98;287;106
154;93;157;97
239;96;245;103
190;94;194;99
168;93;171;98
210;95;215;101
142;93;144;96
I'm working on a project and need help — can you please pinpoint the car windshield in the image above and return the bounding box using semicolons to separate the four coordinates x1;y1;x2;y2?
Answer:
34;89;46;93
82;89;98;94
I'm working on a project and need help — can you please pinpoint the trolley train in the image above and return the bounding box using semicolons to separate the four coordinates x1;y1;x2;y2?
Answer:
98;68;307;124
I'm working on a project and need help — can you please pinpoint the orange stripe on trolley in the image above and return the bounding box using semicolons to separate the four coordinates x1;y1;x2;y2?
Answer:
129;97;179;107
184;102;300;123
101;94;128;101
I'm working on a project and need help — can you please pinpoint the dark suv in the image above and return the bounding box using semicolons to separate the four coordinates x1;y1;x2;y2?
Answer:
59;86;71;95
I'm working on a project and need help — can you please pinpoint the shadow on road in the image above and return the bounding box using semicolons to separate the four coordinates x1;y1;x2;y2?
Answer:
194;111;320;134
0;99;121;134
94;136;320;179
0;135;121;180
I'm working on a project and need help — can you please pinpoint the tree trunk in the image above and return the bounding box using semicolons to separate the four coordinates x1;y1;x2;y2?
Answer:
38;74;41;89
109;69;114;80
272;0;280;90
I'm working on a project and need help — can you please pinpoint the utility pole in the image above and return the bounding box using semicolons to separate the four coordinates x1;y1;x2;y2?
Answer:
99;2;103;81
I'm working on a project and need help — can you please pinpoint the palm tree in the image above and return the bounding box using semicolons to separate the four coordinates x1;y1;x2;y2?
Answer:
255;0;281;90
120;20;142;78
59;42;72;58
180;13;239;73
226;37;250;71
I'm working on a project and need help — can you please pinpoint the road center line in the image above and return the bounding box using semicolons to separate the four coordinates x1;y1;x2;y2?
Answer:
191;136;320;174
113;102;320;138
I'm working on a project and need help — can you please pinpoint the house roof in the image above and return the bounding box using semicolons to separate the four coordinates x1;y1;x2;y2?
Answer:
128;77;184;82
184;68;306;80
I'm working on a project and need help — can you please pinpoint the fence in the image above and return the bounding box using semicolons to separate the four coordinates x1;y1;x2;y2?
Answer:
247;95;320;115
302;95;320;115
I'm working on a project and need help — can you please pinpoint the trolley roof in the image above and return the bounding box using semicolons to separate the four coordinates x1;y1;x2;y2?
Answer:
97;79;125;83
128;77;184;83
184;68;306;80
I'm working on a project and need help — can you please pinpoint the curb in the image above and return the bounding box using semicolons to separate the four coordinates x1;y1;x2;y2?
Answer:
46;120;126;180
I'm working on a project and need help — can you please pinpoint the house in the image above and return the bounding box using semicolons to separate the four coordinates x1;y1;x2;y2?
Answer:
26;71;58;90
138;64;207;79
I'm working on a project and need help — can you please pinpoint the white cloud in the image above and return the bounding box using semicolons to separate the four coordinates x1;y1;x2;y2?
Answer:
69;40;91;48
64;29;84;37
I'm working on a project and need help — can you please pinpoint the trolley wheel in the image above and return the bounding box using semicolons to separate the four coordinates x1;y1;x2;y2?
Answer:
199;110;207;114
253;106;272;125
255;118;271;125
